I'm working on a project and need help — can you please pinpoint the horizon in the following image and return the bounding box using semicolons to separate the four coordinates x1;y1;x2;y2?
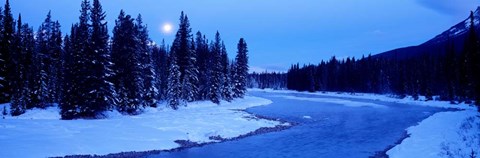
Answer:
4;0;480;72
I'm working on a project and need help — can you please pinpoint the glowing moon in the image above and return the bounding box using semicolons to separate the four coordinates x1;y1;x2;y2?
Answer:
162;23;173;34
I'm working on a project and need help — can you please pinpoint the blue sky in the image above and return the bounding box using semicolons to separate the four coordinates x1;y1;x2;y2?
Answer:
4;0;480;72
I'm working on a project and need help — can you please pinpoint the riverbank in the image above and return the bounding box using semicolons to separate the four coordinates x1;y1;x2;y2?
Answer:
0;96;291;158
251;88;479;158
387;110;479;158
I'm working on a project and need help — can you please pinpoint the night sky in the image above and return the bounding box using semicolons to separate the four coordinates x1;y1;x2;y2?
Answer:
4;0;480;72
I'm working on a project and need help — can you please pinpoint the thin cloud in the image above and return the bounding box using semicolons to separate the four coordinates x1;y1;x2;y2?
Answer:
416;0;479;16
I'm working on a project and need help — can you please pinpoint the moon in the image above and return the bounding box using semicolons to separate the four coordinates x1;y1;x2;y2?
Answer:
162;23;173;34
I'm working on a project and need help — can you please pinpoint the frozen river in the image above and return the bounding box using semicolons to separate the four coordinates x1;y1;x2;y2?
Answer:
151;91;447;158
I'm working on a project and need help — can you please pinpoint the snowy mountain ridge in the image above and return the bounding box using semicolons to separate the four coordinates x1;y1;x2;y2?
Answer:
374;7;480;60
429;7;480;44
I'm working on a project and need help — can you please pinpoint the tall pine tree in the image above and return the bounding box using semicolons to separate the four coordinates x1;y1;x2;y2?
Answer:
0;0;14;103
171;12;199;102
220;41;233;101
84;0;116;117
135;14;157;108
111;11;143;114
195;32;210;100
208;32;223;104
167;52;183;109
233;38;249;98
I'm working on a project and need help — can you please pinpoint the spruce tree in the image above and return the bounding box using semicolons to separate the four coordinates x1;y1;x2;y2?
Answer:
60;25;80;119
233;38;249;98
49;21;62;103
152;40;169;101
59;0;92;119
35;12;52;107
220;41;233;101
208;32;223;104
10;14;25;116
0;0;14;103
83;0;116;117
73;0;92;116
171;12;199;102
111;11;143;114
135;14;157;107
195;32;210;100
167;52;183;110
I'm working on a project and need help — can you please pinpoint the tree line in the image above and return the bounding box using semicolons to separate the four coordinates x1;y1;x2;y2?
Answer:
247;72;287;90
0;0;249;119
253;12;480;109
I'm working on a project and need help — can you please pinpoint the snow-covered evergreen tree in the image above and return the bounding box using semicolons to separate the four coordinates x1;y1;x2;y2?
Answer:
111;11;143;114
49;21;62;103
152;40;169;101
171;12;199;102
0;0;15;103
83;0;116;116
10;14;27;116
60;25;82;119
167;52;183;110
135;14;157;107
220;41;233;101
207;32;223;104
233;38;249;98
195;32;210;100
34;12;55;108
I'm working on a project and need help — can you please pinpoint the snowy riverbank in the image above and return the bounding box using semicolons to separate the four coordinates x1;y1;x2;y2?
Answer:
0;96;286;158
251;88;479;158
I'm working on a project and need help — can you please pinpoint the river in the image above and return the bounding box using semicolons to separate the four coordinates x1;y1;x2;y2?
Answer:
150;91;446;158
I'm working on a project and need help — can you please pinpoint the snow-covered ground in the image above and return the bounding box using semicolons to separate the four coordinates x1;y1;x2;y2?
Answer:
387;111;479;158
251;88;479;158
0;96;282;158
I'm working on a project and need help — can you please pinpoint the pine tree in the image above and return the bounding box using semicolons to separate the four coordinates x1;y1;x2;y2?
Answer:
111;11;143;114
220;41;233;101
60;25;81;119
171;12;199;102
152;40;169;101
167;52;183;110
195;32;210;100
83;0;116;117
208;32;223;104
0;0;15;103
233;38;249;98
35;12;52;107
49;21;62;103
135;14;157;107
10;14;26;116
59;0;92;119
70;0;92;117
60;34;74;119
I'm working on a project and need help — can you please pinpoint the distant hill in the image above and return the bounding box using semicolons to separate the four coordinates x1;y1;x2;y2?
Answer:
374;7;480;60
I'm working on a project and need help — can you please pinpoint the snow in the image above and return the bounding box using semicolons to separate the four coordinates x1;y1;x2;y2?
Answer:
0;96;280;158
387;111;479;158
271;94;387;108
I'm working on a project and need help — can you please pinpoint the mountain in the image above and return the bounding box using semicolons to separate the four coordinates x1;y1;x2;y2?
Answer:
374;7;480;60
